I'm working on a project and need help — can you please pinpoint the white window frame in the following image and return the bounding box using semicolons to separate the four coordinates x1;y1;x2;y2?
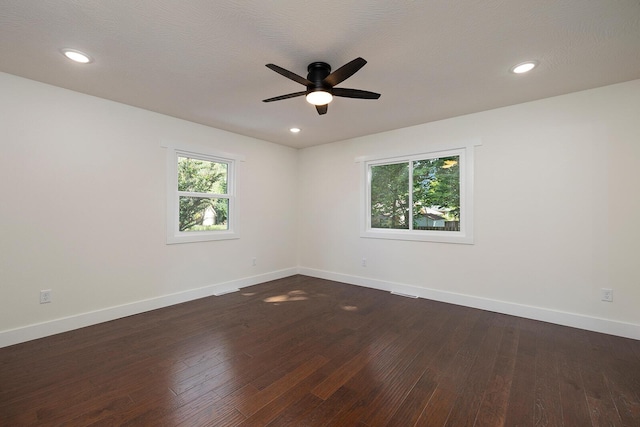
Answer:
164;143;243;244
358;139;480;244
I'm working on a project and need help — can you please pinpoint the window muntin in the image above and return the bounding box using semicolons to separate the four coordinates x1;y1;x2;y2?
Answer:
362;146;474;244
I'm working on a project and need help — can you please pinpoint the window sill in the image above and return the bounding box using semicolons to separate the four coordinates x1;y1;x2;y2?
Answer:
360;229;473;244
166;230;239;245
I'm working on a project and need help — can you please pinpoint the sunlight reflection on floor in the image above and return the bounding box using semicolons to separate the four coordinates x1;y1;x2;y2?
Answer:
260;289;360;312
263;290;309;303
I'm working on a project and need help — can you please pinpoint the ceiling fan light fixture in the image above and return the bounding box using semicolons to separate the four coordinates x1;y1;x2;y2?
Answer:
306;90;333;106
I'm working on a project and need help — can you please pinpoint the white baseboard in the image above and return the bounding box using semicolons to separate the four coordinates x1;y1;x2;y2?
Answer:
0;268;297;348
297;267;640;341
3;266;637;348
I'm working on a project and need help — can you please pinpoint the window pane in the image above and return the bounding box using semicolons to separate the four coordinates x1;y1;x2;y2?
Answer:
178;156;228;194
412;156;460;231
179;197;229;232
370;162;410;229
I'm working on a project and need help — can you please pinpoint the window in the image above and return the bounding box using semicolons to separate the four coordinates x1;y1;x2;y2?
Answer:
165;145;241;244
360;141;478;244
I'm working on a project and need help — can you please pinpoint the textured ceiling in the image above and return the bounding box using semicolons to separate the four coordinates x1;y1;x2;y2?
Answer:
1;0;639;148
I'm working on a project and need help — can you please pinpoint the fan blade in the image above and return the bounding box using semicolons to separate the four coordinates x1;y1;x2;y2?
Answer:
316;104;328;115
265;64;312;86
332;88;381;99
262;91;306;102
322;57;367;87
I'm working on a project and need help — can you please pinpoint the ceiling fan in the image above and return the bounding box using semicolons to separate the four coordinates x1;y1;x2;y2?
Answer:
262;57;381;115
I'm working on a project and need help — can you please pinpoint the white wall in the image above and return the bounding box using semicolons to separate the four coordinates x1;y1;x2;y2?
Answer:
297;80;640;339
0;72;299;346
2;72;638;346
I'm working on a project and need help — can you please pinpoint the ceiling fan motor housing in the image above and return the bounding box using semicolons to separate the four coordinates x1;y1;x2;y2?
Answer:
307;62;332;93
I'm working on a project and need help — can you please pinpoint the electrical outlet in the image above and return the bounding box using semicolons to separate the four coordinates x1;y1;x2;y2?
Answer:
40;289;52;304
252;257;257;267
601;288;613;302
361;257;367;267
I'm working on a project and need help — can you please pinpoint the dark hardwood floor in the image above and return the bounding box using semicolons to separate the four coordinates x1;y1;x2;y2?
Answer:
1;275;639;426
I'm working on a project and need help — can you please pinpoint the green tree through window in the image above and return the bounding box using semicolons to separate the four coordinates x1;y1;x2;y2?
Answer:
370;162;409;229
370;155;460;231
177;156;229;232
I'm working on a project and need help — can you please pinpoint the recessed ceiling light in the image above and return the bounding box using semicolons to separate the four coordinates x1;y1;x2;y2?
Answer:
61;49;93;64
511;61;538;74
290;127;301;133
